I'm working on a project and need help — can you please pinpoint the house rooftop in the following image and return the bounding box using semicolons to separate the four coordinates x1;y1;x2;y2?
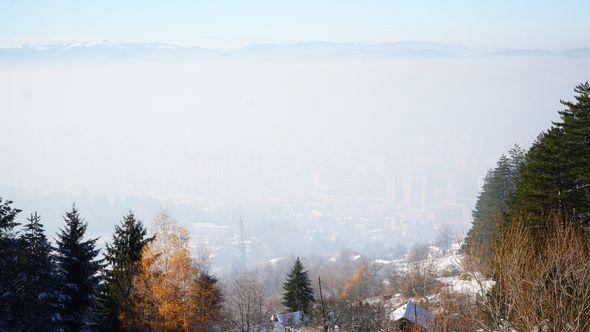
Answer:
391;299;434;328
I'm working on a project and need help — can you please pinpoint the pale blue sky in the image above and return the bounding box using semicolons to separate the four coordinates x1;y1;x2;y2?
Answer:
1;0;589;50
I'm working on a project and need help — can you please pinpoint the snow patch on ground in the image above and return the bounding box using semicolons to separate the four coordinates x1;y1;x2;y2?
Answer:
268;257;288;265
434;254;463;274
438;273;495;298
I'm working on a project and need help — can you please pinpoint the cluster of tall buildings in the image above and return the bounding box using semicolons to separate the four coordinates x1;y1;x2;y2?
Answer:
385;172;465;210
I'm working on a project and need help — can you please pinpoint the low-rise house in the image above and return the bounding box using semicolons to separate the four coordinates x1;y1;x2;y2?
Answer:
271;311;303;330
391;300;434;331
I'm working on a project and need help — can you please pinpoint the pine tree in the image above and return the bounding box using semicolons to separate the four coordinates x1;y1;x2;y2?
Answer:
554;81;590;224
282;257;314;315
55;205;103;331
515;127;572;225
0;197;21;326
12;212;59;330
463;146;525;261
508;145;526;189
514;82;590;227
0;197;20;238
96;211;152;331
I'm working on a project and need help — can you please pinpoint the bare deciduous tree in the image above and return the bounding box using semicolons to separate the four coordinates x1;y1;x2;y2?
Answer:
491;218;590;331
222;269;270;331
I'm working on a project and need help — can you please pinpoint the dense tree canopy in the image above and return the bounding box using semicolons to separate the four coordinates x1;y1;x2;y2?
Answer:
466;82;590;260
463;145;525;259
515;82;590;227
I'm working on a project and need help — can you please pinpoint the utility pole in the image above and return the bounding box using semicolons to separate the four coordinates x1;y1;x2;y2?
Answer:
414;299;418;329
318;276;328;332
259;296;263;329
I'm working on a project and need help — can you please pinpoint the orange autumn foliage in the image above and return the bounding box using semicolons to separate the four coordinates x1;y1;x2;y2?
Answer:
340;262;370;301
124;209;221;331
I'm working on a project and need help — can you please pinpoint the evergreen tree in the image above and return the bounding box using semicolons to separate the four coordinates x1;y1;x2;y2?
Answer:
0;197;21;238
554;81;590;224
0;197;21;326
12;212;59;330
55;205;103;331
514;82;590;227
282;257;314;315
96;211;152;331
514;128;572;225
508;145;526;188
463;146;525;260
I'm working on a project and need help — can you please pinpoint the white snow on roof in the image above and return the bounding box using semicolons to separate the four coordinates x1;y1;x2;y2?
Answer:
390;300;433;327
391;302;408;321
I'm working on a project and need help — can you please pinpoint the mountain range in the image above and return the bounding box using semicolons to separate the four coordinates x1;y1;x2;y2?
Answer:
1;40;589;62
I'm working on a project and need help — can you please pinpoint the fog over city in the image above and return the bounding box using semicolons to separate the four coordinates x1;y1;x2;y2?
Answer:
4;1;590;329
2;44;590;271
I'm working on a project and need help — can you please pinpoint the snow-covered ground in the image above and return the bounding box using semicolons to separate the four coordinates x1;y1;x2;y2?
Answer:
438;273;495;298
367;241;496;320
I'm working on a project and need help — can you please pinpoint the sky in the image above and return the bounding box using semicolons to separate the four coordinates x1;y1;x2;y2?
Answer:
1;0;589;50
